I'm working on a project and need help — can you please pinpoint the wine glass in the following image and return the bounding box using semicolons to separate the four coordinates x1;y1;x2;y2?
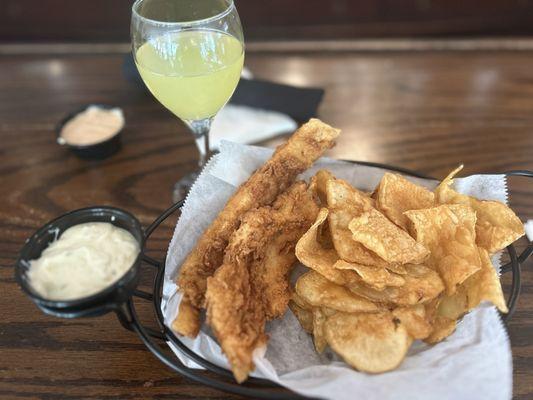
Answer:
131;0;244;201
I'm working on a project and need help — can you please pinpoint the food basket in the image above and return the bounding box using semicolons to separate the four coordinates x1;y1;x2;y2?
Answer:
15;162;533;400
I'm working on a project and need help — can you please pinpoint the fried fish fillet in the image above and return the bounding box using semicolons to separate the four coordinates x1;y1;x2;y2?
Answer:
205;181;319;382
173;119;340;337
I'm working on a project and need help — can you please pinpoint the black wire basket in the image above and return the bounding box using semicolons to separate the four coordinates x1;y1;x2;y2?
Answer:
16;162;533;400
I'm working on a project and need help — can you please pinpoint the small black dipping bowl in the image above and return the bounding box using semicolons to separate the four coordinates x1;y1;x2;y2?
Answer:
57;104;124;160
15;206;144;319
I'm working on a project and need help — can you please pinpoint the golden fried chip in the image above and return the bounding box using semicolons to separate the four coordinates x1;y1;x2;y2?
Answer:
325;176;373;214
435;166;524;253
291;291;312;310
435;245;507;320
317;216;335;250
392;305;432;339
436;290;467;320
295;209;359;285
472;202;524;254
375;172;435;230
462;248;508;313
289;301;314;333
321;306;338;317
334;259;405;290
347;264;444;305
324;312;412;373
437;165;464;189
348;208;429;264
310;169;335;206
296;271;379;313
312;308;328;353
386;263;408;275
346;281;392;303
326;179;388;267
405;204;481;295
424;316;456;344
424;297;442;324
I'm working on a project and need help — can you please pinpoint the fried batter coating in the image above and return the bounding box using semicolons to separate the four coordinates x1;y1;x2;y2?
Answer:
174;119;339;337
205;182;319;382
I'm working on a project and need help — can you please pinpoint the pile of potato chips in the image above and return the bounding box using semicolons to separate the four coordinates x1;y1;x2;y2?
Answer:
290;167;524;373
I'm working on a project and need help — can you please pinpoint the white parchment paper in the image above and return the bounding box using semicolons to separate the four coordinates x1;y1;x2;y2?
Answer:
162;141;512;400
203;104;297;151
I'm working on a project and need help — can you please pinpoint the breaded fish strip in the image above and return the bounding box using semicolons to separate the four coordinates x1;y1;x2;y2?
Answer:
173;119;339;337
205;182;319;382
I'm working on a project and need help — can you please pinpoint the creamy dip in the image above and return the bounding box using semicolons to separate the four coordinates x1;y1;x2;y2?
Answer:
58;106;124;146
27;222;139;301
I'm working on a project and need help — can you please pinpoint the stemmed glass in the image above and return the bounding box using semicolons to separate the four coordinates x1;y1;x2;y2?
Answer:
131;0;244;200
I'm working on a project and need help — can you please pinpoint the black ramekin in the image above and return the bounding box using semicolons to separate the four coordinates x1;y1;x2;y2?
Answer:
15;206;144;318
56;105;123;160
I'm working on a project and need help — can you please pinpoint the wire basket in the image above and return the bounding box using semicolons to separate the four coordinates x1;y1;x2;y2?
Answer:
17;162;533;399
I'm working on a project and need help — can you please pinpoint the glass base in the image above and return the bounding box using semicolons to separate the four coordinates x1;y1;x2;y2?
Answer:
172;171;200;203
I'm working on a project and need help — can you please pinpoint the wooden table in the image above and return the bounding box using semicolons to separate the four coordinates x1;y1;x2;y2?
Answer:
1;42;532;399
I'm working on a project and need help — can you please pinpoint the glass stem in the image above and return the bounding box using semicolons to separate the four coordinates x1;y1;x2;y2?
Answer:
196;132;209;168
185;117;214;169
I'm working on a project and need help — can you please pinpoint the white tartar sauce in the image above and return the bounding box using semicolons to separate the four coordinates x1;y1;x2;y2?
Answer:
28;222;140;301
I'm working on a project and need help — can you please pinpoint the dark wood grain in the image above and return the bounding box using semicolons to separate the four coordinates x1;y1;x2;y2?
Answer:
4;0;533;42
0;44;532;399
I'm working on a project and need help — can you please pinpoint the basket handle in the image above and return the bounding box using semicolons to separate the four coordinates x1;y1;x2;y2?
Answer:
141;199;185;268
499;170;533;273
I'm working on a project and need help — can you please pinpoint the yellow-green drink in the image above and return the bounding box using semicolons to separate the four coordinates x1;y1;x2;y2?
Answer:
135;29;244;121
